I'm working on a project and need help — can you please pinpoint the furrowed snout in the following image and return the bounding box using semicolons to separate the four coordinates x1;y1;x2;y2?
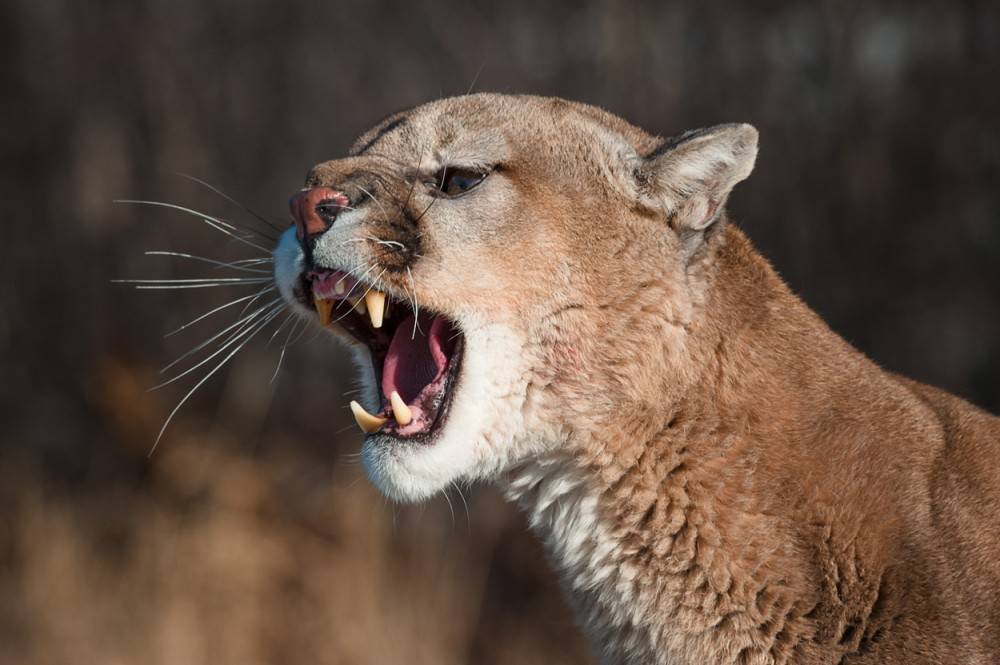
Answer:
288;187;349;240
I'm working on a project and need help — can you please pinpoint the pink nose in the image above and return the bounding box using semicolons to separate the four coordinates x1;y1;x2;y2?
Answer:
288;187;349;240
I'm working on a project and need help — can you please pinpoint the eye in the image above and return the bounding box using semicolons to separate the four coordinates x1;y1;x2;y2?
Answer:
433;167;488;197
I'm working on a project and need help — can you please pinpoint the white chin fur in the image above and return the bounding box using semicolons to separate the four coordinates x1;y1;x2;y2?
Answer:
273;226;538;503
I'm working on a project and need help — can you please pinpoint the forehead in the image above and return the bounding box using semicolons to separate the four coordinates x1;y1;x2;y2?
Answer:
349;95;525;164
346;94;661;171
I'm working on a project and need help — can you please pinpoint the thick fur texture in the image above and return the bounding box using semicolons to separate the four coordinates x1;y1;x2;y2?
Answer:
273;94;1000;664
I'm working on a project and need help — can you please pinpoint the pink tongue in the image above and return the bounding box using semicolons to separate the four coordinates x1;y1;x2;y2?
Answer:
382;313;453;404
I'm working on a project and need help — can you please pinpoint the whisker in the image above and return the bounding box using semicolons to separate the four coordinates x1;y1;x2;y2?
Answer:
356;184;389;220
357;266;388;317
401;150;425;213
114;274;272;291
161;297;283;373
152;301;285;391
266;312;296;348
365;236;406;250
150;306;282;455
174;172;285;234
114;277;272;284
165;286;274;337
198;211;280;242
199;216;278;246
442;485;456;527
465;60;486;95
414;190;441;224
327;266;382;328
333;237;407;251
144;251;272;274
406;265;422;339
269;314;300;384
115;200;276;254
214;296;286;350
229;258;274;266
361;268;388;301
336;263;377;308
451;480;472;530
130;282;271;290
237;284;276;317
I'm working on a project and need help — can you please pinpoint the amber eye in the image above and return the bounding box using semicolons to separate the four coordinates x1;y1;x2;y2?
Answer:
434;167;487;197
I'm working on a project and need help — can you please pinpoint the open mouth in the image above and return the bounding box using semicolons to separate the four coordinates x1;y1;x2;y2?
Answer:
301;269;464;440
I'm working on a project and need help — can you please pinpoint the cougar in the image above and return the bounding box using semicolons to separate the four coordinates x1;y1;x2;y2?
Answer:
271;93;1000;664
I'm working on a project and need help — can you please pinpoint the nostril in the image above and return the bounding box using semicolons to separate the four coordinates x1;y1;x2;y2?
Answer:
315;198;344;225
289;187;349;240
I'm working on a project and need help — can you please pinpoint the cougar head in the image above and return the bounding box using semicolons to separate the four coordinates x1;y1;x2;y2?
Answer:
273;93;757;501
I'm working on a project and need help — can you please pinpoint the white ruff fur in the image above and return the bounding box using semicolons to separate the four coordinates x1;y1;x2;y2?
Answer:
503;456;663;665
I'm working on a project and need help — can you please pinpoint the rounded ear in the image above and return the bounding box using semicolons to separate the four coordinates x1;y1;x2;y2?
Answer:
641;123;758;231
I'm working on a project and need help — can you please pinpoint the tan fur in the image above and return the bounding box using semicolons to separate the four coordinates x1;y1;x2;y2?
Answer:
278;94;1000;664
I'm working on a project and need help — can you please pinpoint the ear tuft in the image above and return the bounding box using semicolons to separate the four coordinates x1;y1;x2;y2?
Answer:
644;123;758;231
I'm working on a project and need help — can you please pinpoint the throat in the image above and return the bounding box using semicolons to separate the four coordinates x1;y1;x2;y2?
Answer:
503;454;656;658
504;455;609;572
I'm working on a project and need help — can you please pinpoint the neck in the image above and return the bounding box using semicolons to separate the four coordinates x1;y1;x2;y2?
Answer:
503;225;858;664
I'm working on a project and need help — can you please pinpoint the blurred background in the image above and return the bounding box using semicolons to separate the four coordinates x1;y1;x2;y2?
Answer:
2;1;999;663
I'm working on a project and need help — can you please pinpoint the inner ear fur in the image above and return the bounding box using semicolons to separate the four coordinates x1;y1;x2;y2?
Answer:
642;123;758;231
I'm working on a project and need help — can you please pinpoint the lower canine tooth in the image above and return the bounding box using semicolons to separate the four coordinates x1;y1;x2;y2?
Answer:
389;391;412;426
365;290;386;328
349;400;386;433
314;295;334;325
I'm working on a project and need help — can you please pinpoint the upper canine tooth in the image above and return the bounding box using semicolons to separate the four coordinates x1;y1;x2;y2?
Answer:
334;278;346;296
389;391;412;426
314;295;334;325
349;400;386;433
365;290;386;328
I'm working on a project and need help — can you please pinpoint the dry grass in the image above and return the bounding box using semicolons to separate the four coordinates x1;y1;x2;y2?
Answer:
2;392;591;665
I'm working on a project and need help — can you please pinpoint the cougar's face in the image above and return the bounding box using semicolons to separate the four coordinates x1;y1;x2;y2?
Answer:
273;94;678;501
